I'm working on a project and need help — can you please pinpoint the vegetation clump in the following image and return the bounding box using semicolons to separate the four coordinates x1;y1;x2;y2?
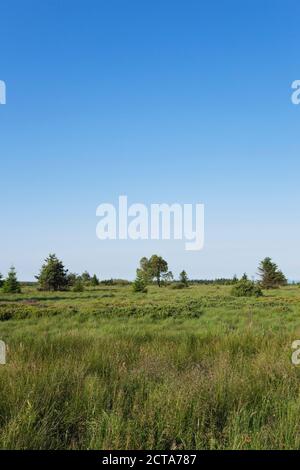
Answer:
171;282;186;289
231;278;263;297
90;274;100;287
132;270;148;293
73;278;85;292
179;270;189;287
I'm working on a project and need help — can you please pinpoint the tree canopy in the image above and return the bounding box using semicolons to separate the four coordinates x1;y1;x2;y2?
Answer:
36;254;69;291
257;257;287;289
138;255;168;287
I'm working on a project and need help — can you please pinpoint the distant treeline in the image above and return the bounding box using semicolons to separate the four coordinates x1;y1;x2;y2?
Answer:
20;278;238;287
188;278;239;285
99;279;131;286
0;254;290;294
20;278;241;287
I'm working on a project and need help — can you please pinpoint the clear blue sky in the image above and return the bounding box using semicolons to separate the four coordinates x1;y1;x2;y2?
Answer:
1;0;300;281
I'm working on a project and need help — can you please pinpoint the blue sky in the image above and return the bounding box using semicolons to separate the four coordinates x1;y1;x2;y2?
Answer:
1;0;300;280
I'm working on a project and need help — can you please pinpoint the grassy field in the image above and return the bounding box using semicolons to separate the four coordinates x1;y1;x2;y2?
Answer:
0;284;300;449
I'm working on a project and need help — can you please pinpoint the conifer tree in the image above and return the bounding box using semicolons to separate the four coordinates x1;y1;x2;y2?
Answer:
91;274;99;286
36;254;69;291
133;269;147;293
258;257;287;289
2;266;21;293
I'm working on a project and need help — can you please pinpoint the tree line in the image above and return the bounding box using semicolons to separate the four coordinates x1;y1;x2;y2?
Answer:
132;255;288;295
0;254;288;295
0;254;100;294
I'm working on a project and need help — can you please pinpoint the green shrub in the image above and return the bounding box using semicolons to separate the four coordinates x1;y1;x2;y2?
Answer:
231;279;263;298
171;282;186;289
73;279;85;292
0;303;68;321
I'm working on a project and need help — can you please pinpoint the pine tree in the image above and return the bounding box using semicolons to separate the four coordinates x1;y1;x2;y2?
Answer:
91;274;99;286
133;269;147;293
257;257;287;289
36;254;69;291
2;266;21;293
179;270;189;287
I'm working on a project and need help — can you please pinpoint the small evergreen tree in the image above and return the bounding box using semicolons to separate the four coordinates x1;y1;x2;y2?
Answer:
258;257;287;289
36;254;69;291
133;269;147;293
179;270;189;287
91;274;99;286
2;267;21;293
0;273;3;288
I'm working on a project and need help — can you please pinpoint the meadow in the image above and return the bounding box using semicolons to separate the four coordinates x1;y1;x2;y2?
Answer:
0;284;300;450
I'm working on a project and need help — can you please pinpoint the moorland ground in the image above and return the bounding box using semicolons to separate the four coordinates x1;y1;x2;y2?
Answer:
0;284;300;449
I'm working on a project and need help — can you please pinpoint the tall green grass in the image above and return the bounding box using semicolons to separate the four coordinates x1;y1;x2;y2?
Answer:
0;285;300;449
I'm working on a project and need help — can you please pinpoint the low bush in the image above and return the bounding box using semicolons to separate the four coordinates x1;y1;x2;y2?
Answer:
171;282;186;289
231;279;263;298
